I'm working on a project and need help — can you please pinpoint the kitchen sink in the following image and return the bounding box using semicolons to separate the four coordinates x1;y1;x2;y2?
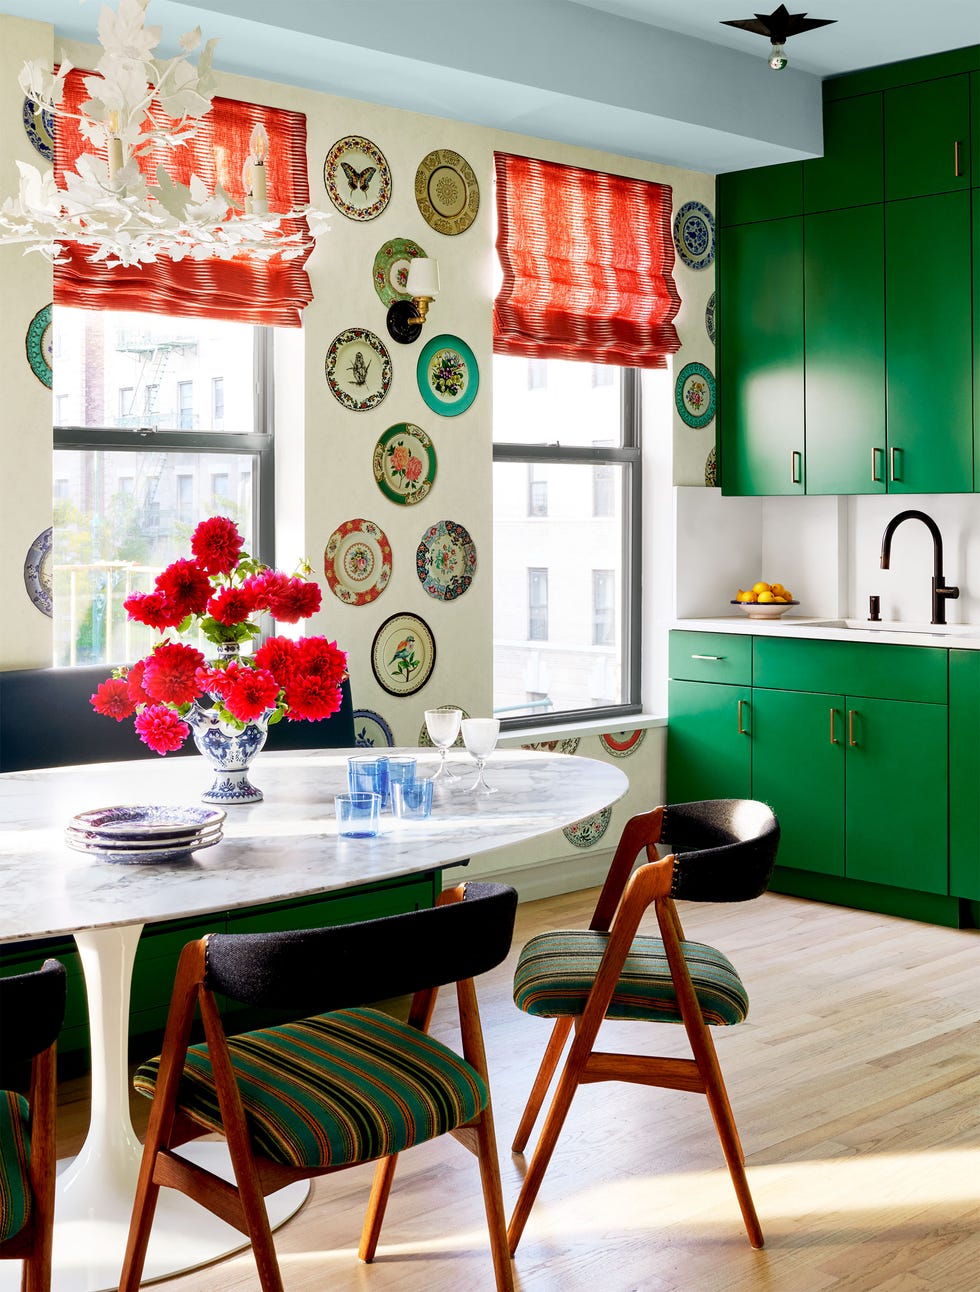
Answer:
805;619;980;638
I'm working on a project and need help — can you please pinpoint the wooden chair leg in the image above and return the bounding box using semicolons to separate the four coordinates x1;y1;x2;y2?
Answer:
696;1030;763;1249
118;1157;163;1291
358;1154;400;1262
511;1016;573;1153
474;1106;515;1292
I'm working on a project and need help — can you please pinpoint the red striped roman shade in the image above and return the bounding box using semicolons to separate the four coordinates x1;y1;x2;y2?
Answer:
53;70;314;327
493;152;681;368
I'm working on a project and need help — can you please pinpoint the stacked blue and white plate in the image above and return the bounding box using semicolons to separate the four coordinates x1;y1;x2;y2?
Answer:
65;805;225;865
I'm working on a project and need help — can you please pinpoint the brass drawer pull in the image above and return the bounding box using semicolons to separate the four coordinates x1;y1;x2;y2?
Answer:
954;140;963;177
691;654;724;661
890;446;902;482
848;709;858;747
829;707;838;745
871;447;884;483
737;699;749;735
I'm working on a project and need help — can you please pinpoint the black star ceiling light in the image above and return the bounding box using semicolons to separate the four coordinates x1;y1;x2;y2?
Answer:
721;4;837;70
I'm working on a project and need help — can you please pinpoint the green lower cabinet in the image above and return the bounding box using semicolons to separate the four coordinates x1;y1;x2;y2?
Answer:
751;689;845;876
667;680;751;804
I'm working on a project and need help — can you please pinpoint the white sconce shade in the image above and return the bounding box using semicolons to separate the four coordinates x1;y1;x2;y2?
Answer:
406;258;440;298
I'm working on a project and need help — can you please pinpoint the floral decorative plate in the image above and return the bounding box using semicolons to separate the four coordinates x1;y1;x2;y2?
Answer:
563;806;613;849
600;729;646;759
353;709;395;748
26;304;53;389
705;444;717;487
673;200;716;270
705;291;716;345
675;361;716;429
23;527;53;618
418;705;470;747
372;238;428;307
373;423;436;506
415;148;480;235
325;328;392;412
417;334;479;416
323;135;392;222
522;738;581;755
372;612;436;697
324;518;393;606
22;97;54;161
416;519;477;602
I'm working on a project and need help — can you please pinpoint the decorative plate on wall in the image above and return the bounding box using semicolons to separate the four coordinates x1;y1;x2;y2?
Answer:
563;806;613;849
22;97;54;161
323;135;391;221
23;526;53;618
417;334;479;416
372;238;428;307
352;709;395;748
416;519;476;601
600;729;646;758
415;148;480;235
324;518;392;605
705;291;716;345
371;612;436;697
26;304;53;389
705;445;718;487
372;423;436;506
325;327;392;412
522;738;581;755
673;200;716;270
417;705;470;747
675;361;716;429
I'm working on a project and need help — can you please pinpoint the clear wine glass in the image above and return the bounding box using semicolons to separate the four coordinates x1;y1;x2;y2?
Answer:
461;718;500;796
424;708;463;784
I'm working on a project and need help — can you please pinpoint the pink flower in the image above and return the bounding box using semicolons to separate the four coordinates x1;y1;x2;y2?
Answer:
134;705;189;754
208;586;259;626
404;455;423;482
222;662;280;723
191;516;244;576
90;678;136;721
195;664;229;696
142;643;206;705
155;559;212;618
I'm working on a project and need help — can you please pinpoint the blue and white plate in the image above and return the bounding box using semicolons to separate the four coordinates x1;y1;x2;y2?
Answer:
353;709;395;748
673;200;715;270
70;804;226;839
22;97;54;161
24;527;53;618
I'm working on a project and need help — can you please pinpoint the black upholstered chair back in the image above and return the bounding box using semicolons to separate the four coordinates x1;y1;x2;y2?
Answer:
662;799;780;904
204;882;518;1018
0;959;67;1090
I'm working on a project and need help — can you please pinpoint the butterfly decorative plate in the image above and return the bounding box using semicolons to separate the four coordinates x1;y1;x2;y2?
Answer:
673;200;716;270
372;238;428;307
415;149;480;235
371;612;436;698
353;709;395;749
416;519;477;602
600;729;646;759
563;807;613;849
705;291;716;345
418;705;470;747
373;423;436;506
324;518;393;606
675;361;716;429
417;334;479;416
26;304;53;389
325;328;392;412
323;135;391;221
23;527;53;618
22;97;54;161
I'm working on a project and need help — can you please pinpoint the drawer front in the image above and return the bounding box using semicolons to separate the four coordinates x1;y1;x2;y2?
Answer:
753;636;947;703
669;632;752;685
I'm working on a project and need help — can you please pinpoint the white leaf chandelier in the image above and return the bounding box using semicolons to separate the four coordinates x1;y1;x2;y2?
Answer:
0;0;330;267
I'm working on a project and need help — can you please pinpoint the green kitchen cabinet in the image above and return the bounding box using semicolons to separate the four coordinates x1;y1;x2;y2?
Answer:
884;74;972;199
885;191;974;493
803;92;884;213
803;204;886;494
667;679;752;804
718;216;804;496
717;161;802;226
950;650;980;900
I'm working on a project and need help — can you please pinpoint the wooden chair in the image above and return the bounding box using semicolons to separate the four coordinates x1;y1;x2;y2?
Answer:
508;799;779;1253
119;881;519;1292
0;959;67;1292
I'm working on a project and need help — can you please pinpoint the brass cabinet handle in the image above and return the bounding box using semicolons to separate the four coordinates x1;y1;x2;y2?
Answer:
691;654;724;661
871;447;884;483
791;450;803;485
829;707;838;745
737;699;749;735
889;446;902;482
954;140;963;177
848;709;857;747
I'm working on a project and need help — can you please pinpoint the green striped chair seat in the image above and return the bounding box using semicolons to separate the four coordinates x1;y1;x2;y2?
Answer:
513;930;749;1026
0;1091;31;1242
134;1006;487;1170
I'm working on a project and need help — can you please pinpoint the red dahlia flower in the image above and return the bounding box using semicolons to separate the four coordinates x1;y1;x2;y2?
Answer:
284;674;344;721
254;636;299;685
134;705;189;754
126;658;153;707
90;678;136;721
222;662;280;723
191;516;244;576
266;576;322;623
208;585;259;626
142;643;206;705
295;636;347;686
123;591;184;631
155;559;212;618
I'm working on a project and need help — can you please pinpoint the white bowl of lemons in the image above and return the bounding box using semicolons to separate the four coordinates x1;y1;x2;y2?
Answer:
730;582;798;619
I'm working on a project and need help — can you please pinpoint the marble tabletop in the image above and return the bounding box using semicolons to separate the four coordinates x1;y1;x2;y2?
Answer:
0;747;629;944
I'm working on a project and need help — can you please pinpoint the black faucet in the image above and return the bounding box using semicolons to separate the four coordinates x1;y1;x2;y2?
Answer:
880;510;959;625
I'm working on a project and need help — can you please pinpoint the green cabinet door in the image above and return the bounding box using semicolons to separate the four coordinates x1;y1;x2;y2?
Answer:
804;205;886;494
884;75;972;200
751;688;845;875
718;217;805;496
975;183;980;491
717;162;802;226
844;697;948;894
804;92;884;213
667;680;751;804
885;191;973;494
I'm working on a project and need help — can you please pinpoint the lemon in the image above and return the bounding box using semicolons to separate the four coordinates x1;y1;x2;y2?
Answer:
735;589;758;603
751;581;771;595
771;583;786;595
757;590;775;603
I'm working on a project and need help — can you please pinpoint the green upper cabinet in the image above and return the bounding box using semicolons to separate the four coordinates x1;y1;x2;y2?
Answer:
973;70;980;187
803;204;886;494
718;216;804;496
884;75;972;199
803;93;884;213
885;190;974;493
717;162;802;226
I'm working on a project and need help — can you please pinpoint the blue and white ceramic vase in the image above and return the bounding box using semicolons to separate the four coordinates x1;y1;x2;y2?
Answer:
185;703;272;805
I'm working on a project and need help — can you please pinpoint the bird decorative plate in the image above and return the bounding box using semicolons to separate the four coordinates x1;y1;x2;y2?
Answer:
373;423;437;506
415;148;480;235
324;518;393;606
325;328;392;412
417;334;479;416
352;709;395;749
675;361;716;429
22;97;54;161
600;729;646;759
23;527;53;618
416;519;476;601
673;200;716;270
372;238;428;307
371;612;436;697
323;135;391;222
26;304;53;389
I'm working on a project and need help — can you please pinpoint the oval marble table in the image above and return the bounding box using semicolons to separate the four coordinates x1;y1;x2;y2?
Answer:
0;747;628;1291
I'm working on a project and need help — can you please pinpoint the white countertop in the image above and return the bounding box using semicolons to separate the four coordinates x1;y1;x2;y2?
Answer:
673;615;980;650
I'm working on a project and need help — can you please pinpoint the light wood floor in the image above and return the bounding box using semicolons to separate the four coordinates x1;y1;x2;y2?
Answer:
55;886;980;1291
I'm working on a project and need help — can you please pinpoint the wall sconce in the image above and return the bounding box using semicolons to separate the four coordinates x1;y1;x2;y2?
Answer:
386;258;440;344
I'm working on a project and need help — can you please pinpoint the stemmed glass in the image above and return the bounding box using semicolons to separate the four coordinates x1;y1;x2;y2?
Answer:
424;708;463;784
461;718;500;796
